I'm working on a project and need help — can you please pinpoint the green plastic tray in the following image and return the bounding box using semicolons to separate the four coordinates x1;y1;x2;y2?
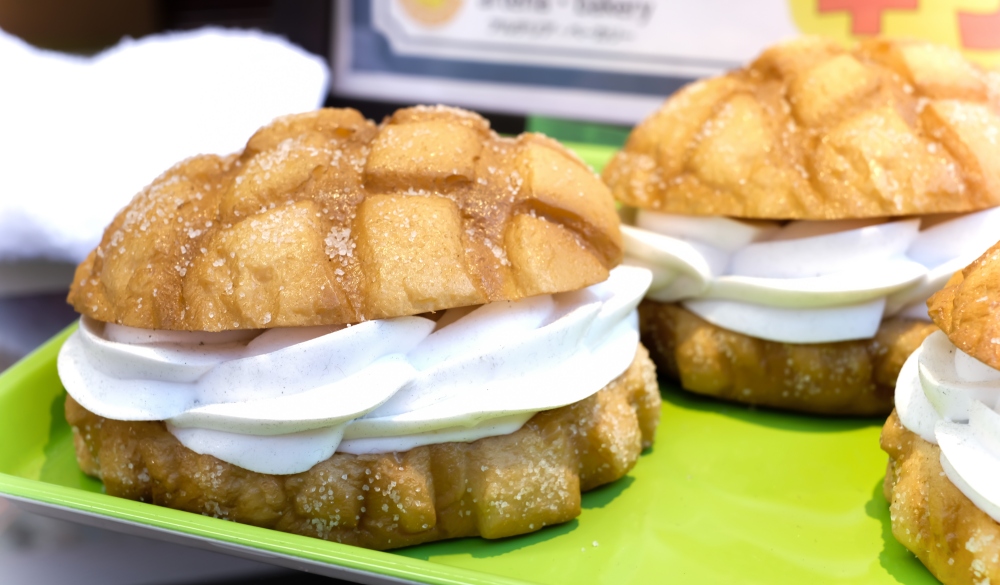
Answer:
0;143;938;583
0;324;936;584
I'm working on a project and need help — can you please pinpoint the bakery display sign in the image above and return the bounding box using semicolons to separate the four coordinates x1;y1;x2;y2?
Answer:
332;0;1000;124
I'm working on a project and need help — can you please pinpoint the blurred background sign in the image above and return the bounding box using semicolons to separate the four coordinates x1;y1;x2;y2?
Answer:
332;0;1000;126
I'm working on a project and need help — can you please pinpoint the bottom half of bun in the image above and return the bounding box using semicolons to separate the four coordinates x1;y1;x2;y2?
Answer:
882;411;1000;585
638;301;936;415
65;345;660;550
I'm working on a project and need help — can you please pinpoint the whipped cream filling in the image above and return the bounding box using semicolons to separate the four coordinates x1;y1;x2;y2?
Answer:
896;330;1000;524
58;266;651;475
624;208;1000;343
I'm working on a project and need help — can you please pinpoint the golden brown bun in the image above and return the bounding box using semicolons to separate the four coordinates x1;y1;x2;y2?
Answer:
928;241;1000;370
604;37;1000;219
640;301;936;415
68;106;623;331
65;346;659;550
882;411;1000;585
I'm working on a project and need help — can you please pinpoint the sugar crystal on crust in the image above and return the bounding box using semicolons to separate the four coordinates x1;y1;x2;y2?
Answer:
66;345;660;550
640;301;936;415
68;107;623;331
604;37;1000;219
883;412;1000;585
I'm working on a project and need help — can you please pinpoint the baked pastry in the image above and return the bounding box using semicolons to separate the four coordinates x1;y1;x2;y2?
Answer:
641;303;934;415
57;106;661;549
884;239;1000;584
604;37;1000;414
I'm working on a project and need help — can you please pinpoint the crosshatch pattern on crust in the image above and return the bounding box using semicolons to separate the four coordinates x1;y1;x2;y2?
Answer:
68;106;623;331
604;37;1000;219
928;241;1000;371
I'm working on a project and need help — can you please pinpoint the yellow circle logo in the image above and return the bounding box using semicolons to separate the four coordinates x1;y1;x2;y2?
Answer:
399;0;464;27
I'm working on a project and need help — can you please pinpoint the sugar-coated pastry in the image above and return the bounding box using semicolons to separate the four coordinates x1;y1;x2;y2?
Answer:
882;412;1000;585
885;239;1000;583
67;347;658;549
57;106;660;550
605;37;1000;414
926;243;1000;370
605;36;1000;219
70;106;622;330
641;302;934;415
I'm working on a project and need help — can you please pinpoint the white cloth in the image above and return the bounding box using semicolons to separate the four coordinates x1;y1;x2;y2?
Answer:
0;27;329;264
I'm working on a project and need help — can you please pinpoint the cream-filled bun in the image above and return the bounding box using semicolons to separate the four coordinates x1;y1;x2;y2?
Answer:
884;239;1000;585
58;106;660;550
604;37;1000;414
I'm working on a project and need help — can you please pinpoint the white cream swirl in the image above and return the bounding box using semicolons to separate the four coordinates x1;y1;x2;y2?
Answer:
896;330;1000;524
623;208;1000;343
58;266;651;475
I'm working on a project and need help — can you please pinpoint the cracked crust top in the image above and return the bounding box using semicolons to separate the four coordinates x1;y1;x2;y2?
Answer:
927;241;1000;370
68;106;623;331
604;37;1000;219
